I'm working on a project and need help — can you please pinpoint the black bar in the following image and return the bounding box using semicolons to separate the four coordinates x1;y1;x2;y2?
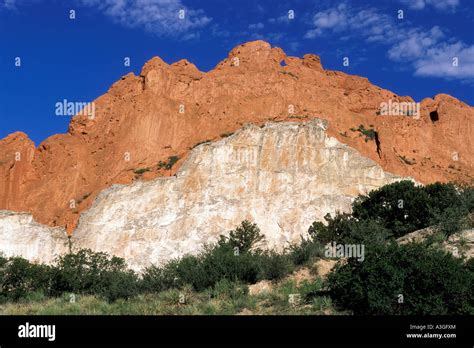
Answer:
0;315;472;347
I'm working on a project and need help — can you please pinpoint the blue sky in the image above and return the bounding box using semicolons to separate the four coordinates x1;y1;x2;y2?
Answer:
1;0;473;145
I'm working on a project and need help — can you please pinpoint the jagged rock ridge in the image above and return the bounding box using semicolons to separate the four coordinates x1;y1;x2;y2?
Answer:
0;40;472;232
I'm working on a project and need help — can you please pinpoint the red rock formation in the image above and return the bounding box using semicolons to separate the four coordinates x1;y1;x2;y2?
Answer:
1;40;473;233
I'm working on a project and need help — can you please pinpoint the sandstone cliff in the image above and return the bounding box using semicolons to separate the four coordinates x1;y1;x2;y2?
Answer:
0;40;472;233
1;120;410;270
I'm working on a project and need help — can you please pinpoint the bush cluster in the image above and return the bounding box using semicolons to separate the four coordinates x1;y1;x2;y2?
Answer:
0;256;52;302
310;181;474;247
50;249;138;301
308;214;392;247
327;242;473;315
352;181;473;238
305;181;474;315
157;156;179;172
140;221;321;293
2;181;472;315
0;250;138;303
1;221;322;303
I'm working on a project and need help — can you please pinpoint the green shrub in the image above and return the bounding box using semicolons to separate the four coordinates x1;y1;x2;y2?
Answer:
140;264;171;293
140;221;295;292
141;256;205;294
287;238;323;266
0;257;53;302
343;219;392;245
171;254;206;290
218;220;264;253
0;257;32;301
466;258;474;272
327;242;474;315
350;124;376;142
309;214;391;246
198;243;261;290
24;290;47;302
258;251;294;281
157;156;179;171
351;181;473;238
308;217;345;245
352;181;431;238
425;182;460;212
431;207;467;236
98;270;139;301
426;184;473;236
307;181;474;249
141;243;262;292
0;250;139;303
51;249;138;302
460;186;474;212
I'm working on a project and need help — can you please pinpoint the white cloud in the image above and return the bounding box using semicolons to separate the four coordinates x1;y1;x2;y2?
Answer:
1;0;17;9
304;5;396;40
248;22;264;30
399;0;459;11
387;26;474;78
248;31;284;42
415;43;474;78
79;0;211;38
313;4;347;30
305;2;474;80
388;26;445;61
304;5;347;38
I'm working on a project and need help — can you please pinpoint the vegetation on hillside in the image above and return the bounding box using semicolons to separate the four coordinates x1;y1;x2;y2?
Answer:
328;242;473;315
157;156;179;173
350;124;377;142
1;181;472;315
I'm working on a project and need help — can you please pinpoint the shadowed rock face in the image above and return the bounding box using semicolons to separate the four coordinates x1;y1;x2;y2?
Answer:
0;40;473;233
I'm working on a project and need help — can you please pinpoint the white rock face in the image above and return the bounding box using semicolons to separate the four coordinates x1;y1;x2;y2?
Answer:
0;120;410;270
0;211;67;263
70;120;407;270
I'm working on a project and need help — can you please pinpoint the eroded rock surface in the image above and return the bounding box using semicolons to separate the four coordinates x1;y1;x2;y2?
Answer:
0;211;67;263
0;40;472;232
68;120;408;270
